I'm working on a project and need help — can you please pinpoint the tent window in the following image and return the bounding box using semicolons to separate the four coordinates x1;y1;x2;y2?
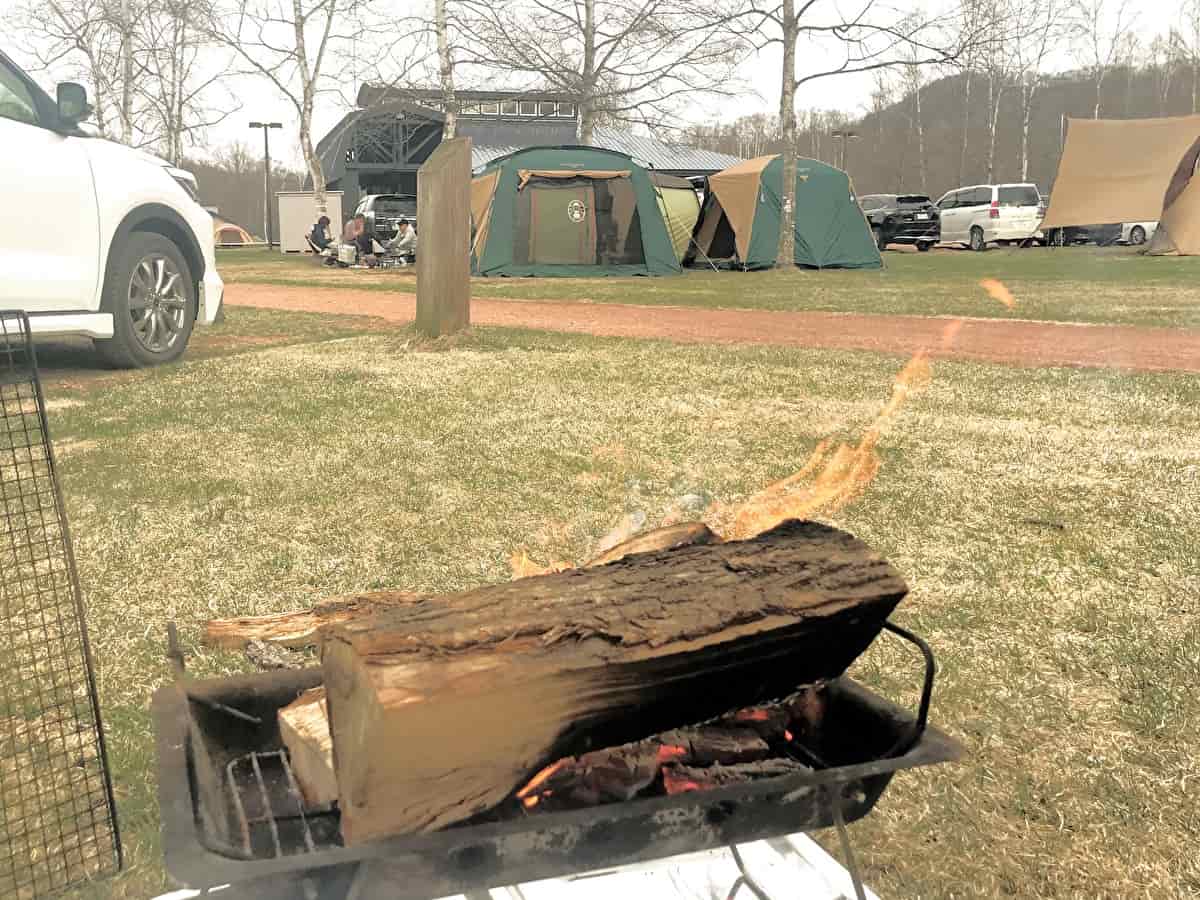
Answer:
513;175;645;267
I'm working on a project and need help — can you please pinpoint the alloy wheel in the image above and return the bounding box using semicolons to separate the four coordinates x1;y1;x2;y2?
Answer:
127;255;187;354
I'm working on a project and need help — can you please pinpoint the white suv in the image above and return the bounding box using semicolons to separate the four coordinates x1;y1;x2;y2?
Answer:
934;183;1043;252
0;50;222;367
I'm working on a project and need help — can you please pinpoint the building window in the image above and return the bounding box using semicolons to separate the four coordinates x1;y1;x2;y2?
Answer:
557;102;576;118
462;103;481;115
481;101;499;115
539;101;557;116
519;101;538;116
500;100;519;116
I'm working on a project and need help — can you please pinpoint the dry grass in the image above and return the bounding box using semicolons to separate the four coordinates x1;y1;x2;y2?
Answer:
30;311;1200;898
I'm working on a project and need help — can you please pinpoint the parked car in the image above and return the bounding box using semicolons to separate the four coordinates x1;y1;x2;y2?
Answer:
1043;224;1122;246
0;49;222;366
1121;221;1157;245
355;194;418;241
934;183;1043;251
859;194;939;251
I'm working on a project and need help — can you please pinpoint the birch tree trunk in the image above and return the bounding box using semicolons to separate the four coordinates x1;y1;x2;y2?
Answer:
775;0;796;269
985;70;999;182
120;0;133;144
435;0;457;138
1019;77;1037;182
913;70;926;194
577;0;596;143
958;69;972;187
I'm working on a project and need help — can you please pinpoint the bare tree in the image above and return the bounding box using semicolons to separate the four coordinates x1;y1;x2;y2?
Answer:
1070;0;1138;119
901;47;927;194
1150;32;1182;116
738;0;976;267
1011;0;1063;181
951;0;989;186
138;0;238;163
434;0;457;137
457;0;744;144
205;0;384;211
1181;0;1200;114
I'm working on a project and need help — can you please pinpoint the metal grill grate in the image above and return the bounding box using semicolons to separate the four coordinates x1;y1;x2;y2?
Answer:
226;750;321;858
0;311;121;898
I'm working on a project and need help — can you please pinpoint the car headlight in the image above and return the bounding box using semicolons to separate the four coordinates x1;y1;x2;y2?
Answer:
165;165;200;204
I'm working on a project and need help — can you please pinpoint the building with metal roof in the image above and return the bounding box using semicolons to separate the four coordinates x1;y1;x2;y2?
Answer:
316;86;740;213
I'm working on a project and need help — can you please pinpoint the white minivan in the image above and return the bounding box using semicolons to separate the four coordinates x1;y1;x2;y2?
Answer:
934;184;1043;252
0;49;222;366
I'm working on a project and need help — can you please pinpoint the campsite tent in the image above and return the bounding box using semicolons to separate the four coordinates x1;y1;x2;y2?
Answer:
211;214;256;247
1041;115;1200;255
650;172;701;262
690;155;881;270
470;147;681;276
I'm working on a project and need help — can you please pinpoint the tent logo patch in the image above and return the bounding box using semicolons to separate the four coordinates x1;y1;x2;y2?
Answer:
567;199;587;223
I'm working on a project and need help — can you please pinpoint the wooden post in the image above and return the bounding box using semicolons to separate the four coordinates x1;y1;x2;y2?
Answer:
416;137;472;336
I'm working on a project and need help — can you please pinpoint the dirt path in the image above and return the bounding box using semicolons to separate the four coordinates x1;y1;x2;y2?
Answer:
224;283;1200;373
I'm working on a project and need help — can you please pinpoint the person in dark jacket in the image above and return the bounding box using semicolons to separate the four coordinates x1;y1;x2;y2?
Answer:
310;215;332;250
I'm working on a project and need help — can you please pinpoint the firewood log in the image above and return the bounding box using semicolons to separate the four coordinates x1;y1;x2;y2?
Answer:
203;591;426;650
322;520;907;843
278;688;337;808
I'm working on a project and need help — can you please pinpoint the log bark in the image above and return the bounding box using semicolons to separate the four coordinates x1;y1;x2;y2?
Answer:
662;759;812;795
278;688;337;808
203;591;426;650
322;519;907;843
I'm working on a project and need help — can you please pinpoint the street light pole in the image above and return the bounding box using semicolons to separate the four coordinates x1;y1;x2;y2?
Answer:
250;121;283;247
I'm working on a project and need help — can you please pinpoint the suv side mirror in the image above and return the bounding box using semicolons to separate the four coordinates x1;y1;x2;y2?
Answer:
56;83;91;125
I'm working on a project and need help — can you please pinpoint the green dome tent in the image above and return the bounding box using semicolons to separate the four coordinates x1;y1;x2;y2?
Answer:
470;147;682;277
691;155;881;270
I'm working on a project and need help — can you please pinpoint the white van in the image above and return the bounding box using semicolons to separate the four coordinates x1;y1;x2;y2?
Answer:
0;49;222;366
934;184;1043;251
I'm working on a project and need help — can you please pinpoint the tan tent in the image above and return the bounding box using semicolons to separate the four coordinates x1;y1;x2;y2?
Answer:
1042;115;1200;254
211;214;256;246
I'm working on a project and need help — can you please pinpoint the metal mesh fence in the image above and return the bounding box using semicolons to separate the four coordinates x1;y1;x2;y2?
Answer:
0;311;121;898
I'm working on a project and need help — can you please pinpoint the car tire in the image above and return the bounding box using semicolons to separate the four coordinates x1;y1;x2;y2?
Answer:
969;226;987;252
916;241;932;252
94;232;196;369
1130;225;1146;246
873;226;887;251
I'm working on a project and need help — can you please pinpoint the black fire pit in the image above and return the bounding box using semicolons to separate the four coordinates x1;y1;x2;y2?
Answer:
154;624;961;900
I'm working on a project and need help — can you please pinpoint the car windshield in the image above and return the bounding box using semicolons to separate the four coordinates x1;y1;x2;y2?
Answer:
998;186;1039;207
373;196;416;216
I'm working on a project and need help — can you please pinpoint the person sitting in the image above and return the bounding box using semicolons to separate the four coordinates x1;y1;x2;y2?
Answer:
310;215;332;251
339;213;377;267
386;218;418;264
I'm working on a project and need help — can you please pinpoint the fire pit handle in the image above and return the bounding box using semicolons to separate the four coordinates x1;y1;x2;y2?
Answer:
880;621;936;758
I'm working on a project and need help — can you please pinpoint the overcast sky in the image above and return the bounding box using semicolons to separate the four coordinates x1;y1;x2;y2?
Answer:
1;1;1188;169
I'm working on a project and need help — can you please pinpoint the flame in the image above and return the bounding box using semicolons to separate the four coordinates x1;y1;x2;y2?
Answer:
656;744;688;764
522;795;539;809
509;551;573;580
979;278;1016;310
718;352;932;541
784;729;794;742
516;759;567;799
940;319;964;349
662;771;703;795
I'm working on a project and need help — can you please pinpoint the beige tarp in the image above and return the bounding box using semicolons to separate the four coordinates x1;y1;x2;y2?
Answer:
1041;115;1200;229
1148;139;1200;254
470;170;501;256
706;155;773;260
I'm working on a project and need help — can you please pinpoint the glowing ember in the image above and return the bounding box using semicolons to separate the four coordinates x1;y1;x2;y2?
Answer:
522;795;539;809
717;352;933;541
733;708;771;722
509;551;573;580
516;759;567;799
784;729;794;742
656;744;688;764
979;278;1017;310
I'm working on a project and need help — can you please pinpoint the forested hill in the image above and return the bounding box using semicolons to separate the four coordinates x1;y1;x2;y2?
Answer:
683;63;1200;199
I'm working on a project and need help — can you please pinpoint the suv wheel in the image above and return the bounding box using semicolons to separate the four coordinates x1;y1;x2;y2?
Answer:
95;233;196;368
1130;225;1146;245
872;226;887;251
916;241;932;252
969;226;987;252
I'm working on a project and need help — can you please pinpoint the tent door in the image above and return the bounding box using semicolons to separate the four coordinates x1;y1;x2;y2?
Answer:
527;183;598;265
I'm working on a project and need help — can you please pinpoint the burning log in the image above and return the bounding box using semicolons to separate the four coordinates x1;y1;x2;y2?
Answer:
662;759;813;795
278;688;337;808
203;591;427;650
322;520;906;843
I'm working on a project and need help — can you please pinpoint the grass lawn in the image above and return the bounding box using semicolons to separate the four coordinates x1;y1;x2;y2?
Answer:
217;245;1200;329
36;306;1199;898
